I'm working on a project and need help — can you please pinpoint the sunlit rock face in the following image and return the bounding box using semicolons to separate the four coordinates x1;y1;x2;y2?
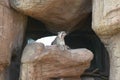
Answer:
20;43;93;80
10;0;91;33
92;0;120;80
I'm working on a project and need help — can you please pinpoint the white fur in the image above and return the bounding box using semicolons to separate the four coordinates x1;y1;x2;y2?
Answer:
35;36;57;46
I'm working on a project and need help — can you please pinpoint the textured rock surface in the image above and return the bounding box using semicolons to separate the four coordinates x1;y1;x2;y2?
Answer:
20;43;93;80
10;0;91;33
92;0;120;36
0;0;27;79
92;0;120;80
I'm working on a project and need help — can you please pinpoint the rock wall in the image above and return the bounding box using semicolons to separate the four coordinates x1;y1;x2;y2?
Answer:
0;0;27;80
92;0;120;80
1;0;119;79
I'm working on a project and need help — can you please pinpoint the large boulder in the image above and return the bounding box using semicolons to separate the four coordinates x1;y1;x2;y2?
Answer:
10;0;91;33
20;43;93;80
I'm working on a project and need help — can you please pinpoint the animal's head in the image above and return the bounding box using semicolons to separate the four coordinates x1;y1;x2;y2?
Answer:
58;31;67;39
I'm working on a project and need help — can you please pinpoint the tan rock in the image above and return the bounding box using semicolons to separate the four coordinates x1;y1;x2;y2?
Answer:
92;0;120;80
92;0;120;37
0;0;27;79
10;0;91;33
0;0;10;7
20;43;93;80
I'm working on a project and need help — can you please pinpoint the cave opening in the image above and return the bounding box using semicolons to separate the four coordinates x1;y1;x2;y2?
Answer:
23;14;110;80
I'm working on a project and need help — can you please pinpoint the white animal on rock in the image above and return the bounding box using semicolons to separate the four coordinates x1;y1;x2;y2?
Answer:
35;36;57;46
